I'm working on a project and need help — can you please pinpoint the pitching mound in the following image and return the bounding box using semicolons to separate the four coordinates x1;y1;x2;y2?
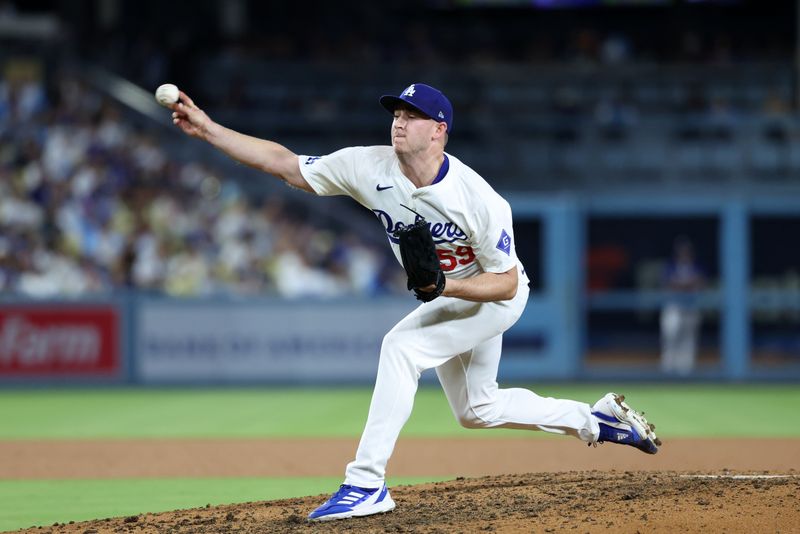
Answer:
19;471;798;533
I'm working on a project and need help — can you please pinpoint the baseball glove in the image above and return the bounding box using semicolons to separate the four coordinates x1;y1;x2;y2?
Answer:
394;218;446;302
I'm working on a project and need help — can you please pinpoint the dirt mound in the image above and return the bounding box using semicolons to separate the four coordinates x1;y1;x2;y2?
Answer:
18;471;799;533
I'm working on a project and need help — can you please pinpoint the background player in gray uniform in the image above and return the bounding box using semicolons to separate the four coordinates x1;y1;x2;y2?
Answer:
169;82;660;522
661;236;706;375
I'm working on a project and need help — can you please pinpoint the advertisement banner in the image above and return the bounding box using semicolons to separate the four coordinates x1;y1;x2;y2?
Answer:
0;306;120;376
137;299;417;383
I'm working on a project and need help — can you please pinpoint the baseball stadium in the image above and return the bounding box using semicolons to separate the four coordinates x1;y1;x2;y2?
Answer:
1;1;799;532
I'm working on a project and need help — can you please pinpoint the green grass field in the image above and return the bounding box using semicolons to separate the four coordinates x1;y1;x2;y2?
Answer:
1;384;798;531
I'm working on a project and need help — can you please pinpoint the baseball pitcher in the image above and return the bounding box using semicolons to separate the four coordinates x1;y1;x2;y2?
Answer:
169;82;660;522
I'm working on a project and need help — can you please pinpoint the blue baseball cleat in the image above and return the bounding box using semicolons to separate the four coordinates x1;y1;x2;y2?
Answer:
307;483;396;521
591;392;661;454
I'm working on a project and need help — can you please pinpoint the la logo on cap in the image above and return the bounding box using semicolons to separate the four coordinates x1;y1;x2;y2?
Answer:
402;85;416;97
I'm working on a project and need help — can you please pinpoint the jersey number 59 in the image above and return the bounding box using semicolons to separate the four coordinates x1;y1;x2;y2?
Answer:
437;246;476;271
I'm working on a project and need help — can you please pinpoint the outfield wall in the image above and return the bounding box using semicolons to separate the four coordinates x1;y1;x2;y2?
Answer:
0;290;797;385
0;296;550;385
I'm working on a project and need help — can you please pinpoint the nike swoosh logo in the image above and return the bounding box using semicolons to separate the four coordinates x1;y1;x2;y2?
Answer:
376;184;393;191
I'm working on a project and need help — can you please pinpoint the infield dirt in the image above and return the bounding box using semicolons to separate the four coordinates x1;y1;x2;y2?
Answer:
6;437;800;533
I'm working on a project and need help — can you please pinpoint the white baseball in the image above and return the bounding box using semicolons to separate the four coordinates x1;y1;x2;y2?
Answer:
155;83;180;107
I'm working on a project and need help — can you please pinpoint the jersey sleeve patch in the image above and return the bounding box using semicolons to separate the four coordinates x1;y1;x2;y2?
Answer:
303;156;321;165
496;229;511;255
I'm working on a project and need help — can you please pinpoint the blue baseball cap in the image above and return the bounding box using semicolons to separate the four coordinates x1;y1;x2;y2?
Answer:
380;83;453;133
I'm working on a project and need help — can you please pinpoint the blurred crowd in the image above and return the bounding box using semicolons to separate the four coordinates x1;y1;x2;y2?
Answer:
1;2;795;299
0;70;402;299
104;7;791;92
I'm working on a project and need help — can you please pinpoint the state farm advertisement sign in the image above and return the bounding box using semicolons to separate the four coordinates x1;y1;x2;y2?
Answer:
0;306;120;376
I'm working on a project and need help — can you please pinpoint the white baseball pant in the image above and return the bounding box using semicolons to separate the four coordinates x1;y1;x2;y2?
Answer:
660;303;701;375
344;277;600;488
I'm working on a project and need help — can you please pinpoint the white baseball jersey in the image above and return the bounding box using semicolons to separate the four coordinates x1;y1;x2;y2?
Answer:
296;145;598;491
298;146;529;285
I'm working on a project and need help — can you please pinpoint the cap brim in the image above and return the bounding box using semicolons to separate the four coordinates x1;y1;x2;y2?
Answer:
379;95;433;120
